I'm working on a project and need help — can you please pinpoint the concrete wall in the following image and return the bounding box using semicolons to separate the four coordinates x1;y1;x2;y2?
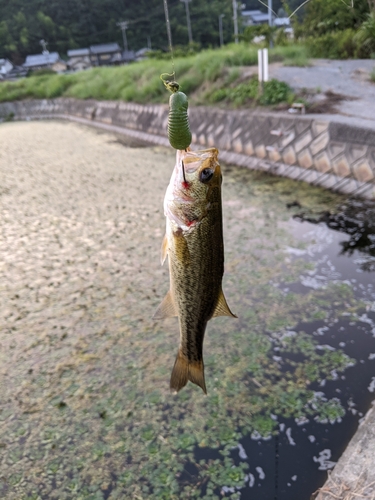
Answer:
1;98;374;199
316;401;375;499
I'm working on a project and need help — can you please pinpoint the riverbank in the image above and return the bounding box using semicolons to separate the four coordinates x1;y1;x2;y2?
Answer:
1;97;375;199
316;401;375;500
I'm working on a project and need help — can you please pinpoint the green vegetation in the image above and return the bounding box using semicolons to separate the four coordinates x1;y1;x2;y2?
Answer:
0;0;289;62
209;77;293;107
293;0;375;59
305;29;367;59
0;44;307;107
355;11;375;57
0;0;374;69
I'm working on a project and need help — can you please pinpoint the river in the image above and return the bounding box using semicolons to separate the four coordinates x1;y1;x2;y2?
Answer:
0;120;374;499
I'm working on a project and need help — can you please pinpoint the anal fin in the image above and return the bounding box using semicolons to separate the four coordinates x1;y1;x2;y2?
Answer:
212;288;237;318
153;290;178;319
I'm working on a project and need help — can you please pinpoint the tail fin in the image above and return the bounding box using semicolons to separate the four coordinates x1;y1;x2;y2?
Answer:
170;349;207;394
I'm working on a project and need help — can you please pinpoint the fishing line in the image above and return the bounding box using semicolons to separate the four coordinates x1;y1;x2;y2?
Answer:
163;0;175;77
288;0;313;19
256;0;279;19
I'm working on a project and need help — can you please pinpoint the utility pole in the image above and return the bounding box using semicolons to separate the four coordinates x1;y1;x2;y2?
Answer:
117;21;129;52
232;0;238;44
39;39;49;54
40;39;50;67
268;0;273;27
180;0;193;44
268;0;273;48
219;14;225;47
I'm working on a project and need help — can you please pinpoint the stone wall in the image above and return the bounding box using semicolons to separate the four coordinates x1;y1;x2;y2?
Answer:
1;98;374;199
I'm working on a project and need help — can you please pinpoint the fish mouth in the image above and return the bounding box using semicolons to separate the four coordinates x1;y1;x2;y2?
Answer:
176;148;219;174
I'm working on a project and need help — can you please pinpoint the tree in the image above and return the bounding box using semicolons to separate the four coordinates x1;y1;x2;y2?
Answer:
299;0;369;36
355;10;375;54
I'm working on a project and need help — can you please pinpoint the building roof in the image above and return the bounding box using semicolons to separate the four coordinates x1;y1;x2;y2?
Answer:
0;58;13;73
135;47;151;57
274;17;290;26
242;10;263;15
89;43;121;55
23;52;60;68
67;48;90;57
242;10;270;23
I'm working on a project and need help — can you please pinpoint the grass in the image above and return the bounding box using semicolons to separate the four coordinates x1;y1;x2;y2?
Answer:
0;43;309;106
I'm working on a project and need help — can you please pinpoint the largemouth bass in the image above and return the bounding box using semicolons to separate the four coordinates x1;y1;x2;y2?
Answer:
154;148;236;394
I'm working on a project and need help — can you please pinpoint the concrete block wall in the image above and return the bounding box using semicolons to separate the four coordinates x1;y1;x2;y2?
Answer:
1;98;374;199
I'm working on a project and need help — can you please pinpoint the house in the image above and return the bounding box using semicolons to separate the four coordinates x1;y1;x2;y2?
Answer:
135;48;151;61
89;43;122;66
242;10;291;28
0;58;13;78
67;48;91;71
23;52;67;72
122;50;136;63
242;10;270;26
4;66;28;80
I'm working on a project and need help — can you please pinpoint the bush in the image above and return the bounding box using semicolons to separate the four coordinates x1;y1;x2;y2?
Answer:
260;78;293;105
355;12;375;57
0;44;304;105
305;29;363;59
28;67;56;77
208;77;292;107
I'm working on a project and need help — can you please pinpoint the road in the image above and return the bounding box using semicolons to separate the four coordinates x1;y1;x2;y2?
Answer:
270;59;375;127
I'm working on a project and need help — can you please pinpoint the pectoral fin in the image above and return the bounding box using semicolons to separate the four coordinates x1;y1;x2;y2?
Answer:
153;290;178;319
161;234;168;265
212;289;237;318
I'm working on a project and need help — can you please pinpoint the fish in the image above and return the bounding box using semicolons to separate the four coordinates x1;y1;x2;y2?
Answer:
154;147;236;394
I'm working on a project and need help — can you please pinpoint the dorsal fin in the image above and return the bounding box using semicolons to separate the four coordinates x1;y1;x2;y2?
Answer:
153;290;178;319
161;234;168;265
212;288;237;318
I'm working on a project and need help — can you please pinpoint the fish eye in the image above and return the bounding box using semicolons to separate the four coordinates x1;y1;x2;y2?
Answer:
200;168;214;183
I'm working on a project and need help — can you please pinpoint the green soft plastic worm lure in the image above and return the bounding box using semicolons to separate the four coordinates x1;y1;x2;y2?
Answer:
161;73;192;151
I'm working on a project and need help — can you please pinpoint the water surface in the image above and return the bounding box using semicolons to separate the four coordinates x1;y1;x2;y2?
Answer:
0;121;374;500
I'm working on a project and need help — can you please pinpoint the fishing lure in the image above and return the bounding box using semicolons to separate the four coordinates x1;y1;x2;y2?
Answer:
161;73;192;151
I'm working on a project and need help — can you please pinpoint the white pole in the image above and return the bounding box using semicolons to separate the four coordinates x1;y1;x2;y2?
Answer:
263;48;269;82
258;49;263;82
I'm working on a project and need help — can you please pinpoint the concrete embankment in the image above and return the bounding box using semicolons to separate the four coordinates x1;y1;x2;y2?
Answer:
1;98;375;199
316;401;375;500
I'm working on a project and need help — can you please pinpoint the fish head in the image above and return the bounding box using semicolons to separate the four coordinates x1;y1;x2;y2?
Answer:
165;148;222;230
